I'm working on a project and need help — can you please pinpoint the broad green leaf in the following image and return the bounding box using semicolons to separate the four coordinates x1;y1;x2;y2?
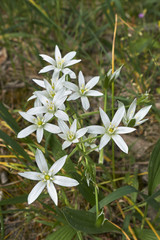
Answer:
90;185;137;213
148;138;160;195
0;102;20;133
46;225;76;240
0;130;32;165
0;194;27;206
135;228;160;240
63;207;120;234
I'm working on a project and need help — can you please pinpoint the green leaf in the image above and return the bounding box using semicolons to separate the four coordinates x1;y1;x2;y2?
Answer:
0;194;27;206
63;207;120;234
46;225;76;240
0;102;20;133
90;186;137;213
148;138;160;195
0;130;32;165
135;228;160;240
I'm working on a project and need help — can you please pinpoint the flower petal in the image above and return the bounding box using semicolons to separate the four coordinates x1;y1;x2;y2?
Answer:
76;128;88;138
39;65;54;74
87;125;105;134
112;134;128;153
32;79;45;88
63;51;76;61
64;59;81;67
70;119;77;133
47;181;58;205
99;134;111;150
19;172;43;180
62;141;72;150
99;108;110;128
62;68;76;79
116;127;136;134
39;54;55;65
86;90;103;96
127;98;137;120
19;111;35;123
49;155;67;175
36;128;44;143
134;105;152;121
53;176;79;187
55;45;62;62
81;96;90;110
17;125;37;138
135;119;148;126
55;110;69;121
28;181;46;204
112;105;125;127
44;123;60;134
67;92;80;101
35;149;48;172
78;71;85;87
58;120;69;134
85;76;99;89
64;82;78;91
58;133;67;140
27;106;47;115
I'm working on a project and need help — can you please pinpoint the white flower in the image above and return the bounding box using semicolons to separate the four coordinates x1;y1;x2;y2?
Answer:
64;71;103;110
18;149;79;205
39;45;81;79
87;106;136;153
118;99;152;127
17;111;60;143
58;119;88;150
27;90;69;121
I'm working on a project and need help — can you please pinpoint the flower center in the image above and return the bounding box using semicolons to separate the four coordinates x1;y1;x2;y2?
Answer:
49;90;55;98
57;57;64;69
36;117;45;127
44;174;50;180
67;131;75;141
46;101;55;113
80;84;88;95
107;124;116;135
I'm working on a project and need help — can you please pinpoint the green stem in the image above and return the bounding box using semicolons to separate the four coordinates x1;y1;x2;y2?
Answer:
112;139;115;181
95;185;99;219
141;203;148;229
77;231;83;240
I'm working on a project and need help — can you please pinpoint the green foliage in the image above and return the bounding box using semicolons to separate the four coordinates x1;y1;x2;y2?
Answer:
46;225;77;240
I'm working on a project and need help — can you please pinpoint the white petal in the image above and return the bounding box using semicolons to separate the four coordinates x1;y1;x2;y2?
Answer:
112;135;128;153
43;113;53;122
58;133;67;140
39;65;54;74
116;127;136;134
62;141;72;150
127;98;137;120
63;51;76;61
99;108;110;128
112;105;125;127
55;45;62;62
135;119;148;126
78;71;85;87
99;134;111;150
28;95;36;101
81;96;90;110
64;82;79;91
19;172;43;180
134;105;152;121
87;125;105;134
19;111;35;123
36;128;44;143
70;119;77;133
32;79;45;88
44;79;53;93
52;68;60;80
86;90;103;96
53;176;79;187
85;76;99;89
58;120;69;134
47;181;58;205
44;123;60;134
27;106;47;115
62;68;76;79
76;128;88;138
28;181;46;204
67;92;80;101
49;155;67;175
55;110;69;121
39;54;55;65
35;149;48;172
64;59;81;67
17;125;37;138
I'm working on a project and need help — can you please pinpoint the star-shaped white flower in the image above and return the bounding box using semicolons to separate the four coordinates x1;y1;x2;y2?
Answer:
27;90;69;121
118;99;152;127
58;119;88;150
18;149;79;205
64;71;103;110
39;45;81;79
87;106;136;153
17;111;60;143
